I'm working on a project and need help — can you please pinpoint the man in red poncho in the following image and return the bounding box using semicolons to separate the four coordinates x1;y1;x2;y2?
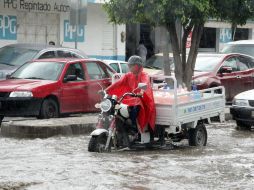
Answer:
104;55;156;147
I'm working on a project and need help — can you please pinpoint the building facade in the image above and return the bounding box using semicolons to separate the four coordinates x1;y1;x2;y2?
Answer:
0;0;126;60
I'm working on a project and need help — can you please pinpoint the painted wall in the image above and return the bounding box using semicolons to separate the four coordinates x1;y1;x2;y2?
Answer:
0;0;126;61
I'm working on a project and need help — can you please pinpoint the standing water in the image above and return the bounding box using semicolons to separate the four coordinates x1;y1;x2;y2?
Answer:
0;121;253;190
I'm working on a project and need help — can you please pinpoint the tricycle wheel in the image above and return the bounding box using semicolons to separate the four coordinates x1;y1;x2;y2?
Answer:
88;133;111;152
188;123;207;146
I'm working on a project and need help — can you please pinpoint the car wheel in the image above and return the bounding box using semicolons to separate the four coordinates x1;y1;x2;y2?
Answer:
188;123;207;146
236;120;251;130
39;98;59;119
0;115;4;126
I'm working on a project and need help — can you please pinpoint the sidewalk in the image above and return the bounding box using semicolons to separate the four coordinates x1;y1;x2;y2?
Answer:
0;108;232;138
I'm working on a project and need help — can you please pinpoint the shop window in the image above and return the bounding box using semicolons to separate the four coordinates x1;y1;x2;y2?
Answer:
199;27;216;50
233;28;249;41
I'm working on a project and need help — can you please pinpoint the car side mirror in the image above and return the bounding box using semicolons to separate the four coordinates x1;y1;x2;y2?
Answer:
63;75;77;82
219;66;233;74
138;83;147;90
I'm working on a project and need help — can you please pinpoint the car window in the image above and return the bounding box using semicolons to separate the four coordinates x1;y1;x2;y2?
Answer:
39;51;56;59
71;52;81;58
145;56;163;69
238;56;250;71
104;65;115;77
248;58;254;68
109;63;120;72
222;57;238;72
194;56;222;72
86;62;108;80
64;62;85;81
0;46;38;66
121;63;129;73
11;61;64;81
57;50;72;58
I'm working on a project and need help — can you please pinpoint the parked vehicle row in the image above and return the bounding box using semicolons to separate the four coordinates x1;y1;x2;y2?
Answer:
0;58;116;125
141;52;254;103
0;42;254;130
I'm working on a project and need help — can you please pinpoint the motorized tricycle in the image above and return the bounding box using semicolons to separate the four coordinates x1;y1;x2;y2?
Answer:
88;75;225;152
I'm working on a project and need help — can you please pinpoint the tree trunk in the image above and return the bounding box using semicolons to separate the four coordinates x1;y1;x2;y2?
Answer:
161;27;171;76
167;22;183;86
184;23;204;90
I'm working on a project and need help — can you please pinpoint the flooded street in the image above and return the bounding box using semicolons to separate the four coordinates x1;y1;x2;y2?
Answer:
0;121;253;190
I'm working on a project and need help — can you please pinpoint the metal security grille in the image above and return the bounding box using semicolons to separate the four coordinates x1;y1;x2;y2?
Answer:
16;12;60;44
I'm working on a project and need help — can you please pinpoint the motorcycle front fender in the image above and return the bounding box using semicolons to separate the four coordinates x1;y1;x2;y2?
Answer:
90;128;109;136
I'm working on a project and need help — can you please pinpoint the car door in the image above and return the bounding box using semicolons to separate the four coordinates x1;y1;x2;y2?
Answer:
217;56;239;101
84;61;113;111
237;56;253;93
60;62;89;113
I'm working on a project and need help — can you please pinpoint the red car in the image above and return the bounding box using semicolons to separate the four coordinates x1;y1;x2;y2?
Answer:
192;53;254;102
0;58;116;124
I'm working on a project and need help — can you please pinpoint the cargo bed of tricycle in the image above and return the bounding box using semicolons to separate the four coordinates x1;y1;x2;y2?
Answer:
152;76;225;133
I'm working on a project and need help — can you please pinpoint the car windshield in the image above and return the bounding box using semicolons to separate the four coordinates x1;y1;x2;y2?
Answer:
0;46;39;66
11;61;64;81
221;44;254;56
194;56;222;72
145;56;163;69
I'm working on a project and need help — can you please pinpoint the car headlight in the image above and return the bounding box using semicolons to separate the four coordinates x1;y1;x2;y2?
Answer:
192;77;207;85
232;99;249;107
100;99;112;112
9;91;33;98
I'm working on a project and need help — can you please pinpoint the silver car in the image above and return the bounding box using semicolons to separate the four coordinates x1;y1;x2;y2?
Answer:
0;43;88;79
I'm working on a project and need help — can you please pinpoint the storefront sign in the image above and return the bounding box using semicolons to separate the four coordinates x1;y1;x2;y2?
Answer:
0;15;16;40
64;20;84;42
2;0;70;13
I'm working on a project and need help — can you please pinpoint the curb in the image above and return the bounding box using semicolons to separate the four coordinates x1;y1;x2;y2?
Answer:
1;115;97;138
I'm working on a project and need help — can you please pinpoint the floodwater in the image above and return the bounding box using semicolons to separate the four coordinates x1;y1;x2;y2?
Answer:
0;121;253;190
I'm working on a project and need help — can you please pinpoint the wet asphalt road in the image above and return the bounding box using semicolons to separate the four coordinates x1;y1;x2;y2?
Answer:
0;120;253;190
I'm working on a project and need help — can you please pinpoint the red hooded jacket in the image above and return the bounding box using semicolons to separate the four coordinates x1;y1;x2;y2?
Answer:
107;71;156;132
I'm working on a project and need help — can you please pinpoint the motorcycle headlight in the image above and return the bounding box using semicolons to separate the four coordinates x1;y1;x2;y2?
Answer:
100;99;112;112
9;91;33;98
232;99;249;107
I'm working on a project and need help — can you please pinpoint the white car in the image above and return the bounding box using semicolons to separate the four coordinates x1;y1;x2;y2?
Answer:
230;89;254;129
221;40;254;57
102;60;128;74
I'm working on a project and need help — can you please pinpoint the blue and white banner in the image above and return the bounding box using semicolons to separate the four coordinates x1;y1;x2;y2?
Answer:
220;28;232;43
0;15;17;40
64;20;85;42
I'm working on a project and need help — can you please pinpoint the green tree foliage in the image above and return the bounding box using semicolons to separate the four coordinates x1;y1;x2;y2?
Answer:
104;0;254;88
